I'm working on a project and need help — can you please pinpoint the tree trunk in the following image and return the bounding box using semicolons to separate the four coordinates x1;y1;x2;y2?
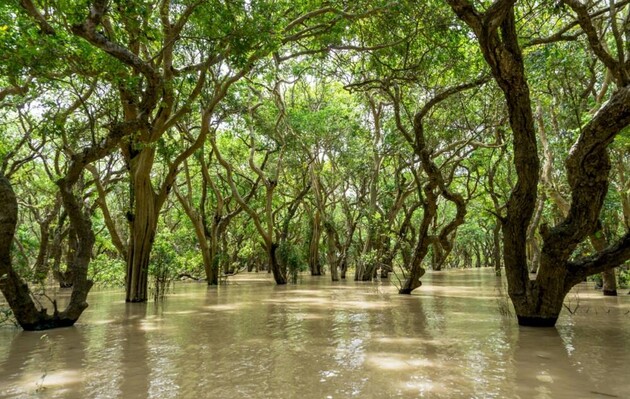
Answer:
268;242;286;285
474;244;482;268
326;226;339;282
203;235;219;285
308;211;323;276
55;225;78;288
399;225;431;294
126;151;158;302
32;198;60;282
589;225;617;296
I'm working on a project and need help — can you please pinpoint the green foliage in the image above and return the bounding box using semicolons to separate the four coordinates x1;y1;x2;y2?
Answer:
90;254;126;287
149;233;178;301
0;306;18;328
277;242;307;284
618;268;630;289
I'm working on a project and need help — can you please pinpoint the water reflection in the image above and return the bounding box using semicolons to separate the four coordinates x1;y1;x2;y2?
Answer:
0;269;629;398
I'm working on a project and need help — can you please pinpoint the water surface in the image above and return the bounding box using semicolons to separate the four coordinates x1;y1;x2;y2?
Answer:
1;269;629;398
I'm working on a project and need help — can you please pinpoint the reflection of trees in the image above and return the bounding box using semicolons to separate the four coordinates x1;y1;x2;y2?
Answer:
514;328;598;398
119;304;150;399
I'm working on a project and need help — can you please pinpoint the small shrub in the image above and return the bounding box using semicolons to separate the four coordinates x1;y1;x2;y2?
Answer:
89;253;126;287
277;242;307;284
149;236;177;301
0;306;18;328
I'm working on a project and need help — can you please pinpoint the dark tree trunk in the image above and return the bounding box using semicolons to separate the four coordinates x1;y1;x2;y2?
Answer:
55;225;79;288
308;211;323;276
268;243;286;285
326;227;339;282
0;174;94;331
324;221;340;281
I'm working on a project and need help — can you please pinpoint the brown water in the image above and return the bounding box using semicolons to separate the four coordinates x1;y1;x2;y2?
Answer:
1;268;629;399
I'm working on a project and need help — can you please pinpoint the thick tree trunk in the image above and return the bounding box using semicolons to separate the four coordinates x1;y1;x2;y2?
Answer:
126;151;158;302
339;257;348;279
601;269;617;296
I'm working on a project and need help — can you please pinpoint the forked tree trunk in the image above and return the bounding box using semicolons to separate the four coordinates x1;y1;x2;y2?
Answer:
0;174;94;330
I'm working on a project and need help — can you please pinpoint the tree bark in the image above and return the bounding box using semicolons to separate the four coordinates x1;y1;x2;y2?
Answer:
308;210;323;276
325;222;339;281
492;223;502;276
268;242;286;285
589;224;617;296
125;149;158;302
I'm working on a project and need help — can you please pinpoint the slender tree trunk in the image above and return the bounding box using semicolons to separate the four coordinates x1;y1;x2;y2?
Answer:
474;244;482;268
399;236;429;294
589;225;617;296
32;198;60;281
326;225;339;281
309;211;323;276
202;235;219;285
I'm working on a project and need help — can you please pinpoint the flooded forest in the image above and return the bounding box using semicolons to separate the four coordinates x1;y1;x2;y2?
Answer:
1;0;630;397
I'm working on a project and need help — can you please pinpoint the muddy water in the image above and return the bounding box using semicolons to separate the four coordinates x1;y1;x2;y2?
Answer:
1;269;629;399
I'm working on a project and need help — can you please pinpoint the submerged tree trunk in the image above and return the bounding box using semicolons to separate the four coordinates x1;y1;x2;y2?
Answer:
399;231;430;294
492;223;502;276
268;243;286;285
589;224;617;296
308;211;323;276
126;152;158;302
327;232;339;282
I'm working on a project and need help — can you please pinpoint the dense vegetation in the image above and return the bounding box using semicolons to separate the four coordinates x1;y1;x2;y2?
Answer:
0;0;629;330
